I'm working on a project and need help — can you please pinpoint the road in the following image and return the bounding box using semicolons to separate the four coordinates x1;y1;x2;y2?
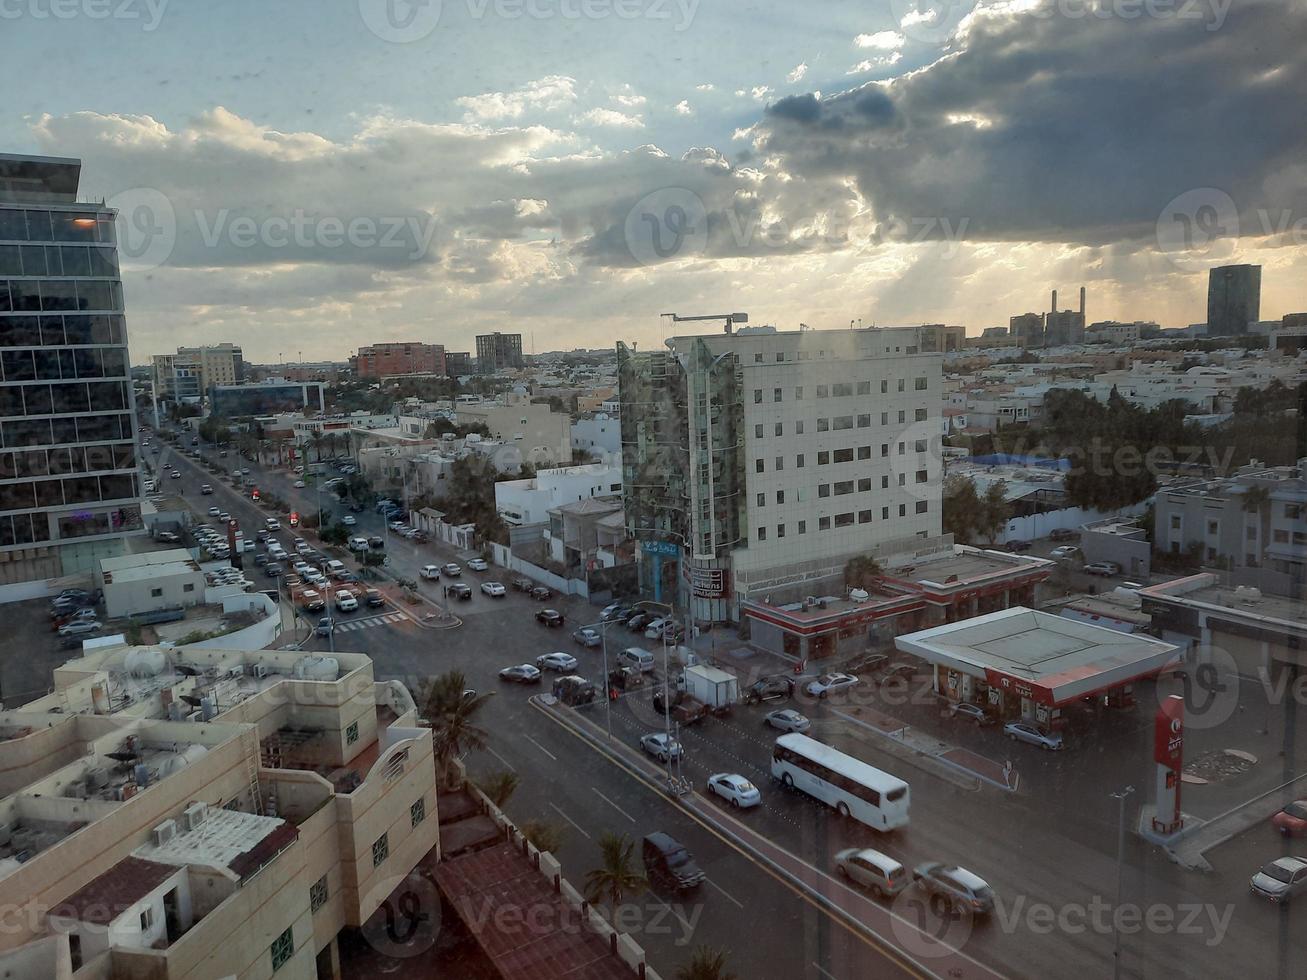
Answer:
142;422;1307;980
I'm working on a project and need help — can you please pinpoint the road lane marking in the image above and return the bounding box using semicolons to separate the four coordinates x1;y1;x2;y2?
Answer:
812;963;839;980
485;745;518;773
707;878;744;909
549;803;591;839
591;787;635;822
524;735;557;760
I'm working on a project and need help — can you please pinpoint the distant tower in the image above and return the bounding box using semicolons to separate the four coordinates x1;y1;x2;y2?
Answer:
1207;264;1261;336
1051;289;1057;313
1079;286;1086;316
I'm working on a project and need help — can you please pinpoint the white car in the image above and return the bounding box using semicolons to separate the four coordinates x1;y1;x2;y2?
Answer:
764;709;811;733
805;673;859;698
342;515;356;526
643;617;668;639
640;733;682;762
467;558;489;571
335;593;358;612
293;480;306;488
706;773;761;808
421;564;441;580
1003;722;1064;751
1050;545;1080;560
536;652;578;672
207;506;220;517
265;519;281;530
481;581;506;597
499;663;542;684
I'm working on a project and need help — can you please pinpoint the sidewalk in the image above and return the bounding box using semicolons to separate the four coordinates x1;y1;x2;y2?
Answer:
1164;770;1307;871
531;694;1007;980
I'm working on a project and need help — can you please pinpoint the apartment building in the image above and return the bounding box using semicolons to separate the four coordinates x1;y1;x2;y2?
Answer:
0;643;438;979
474;332;523;373
495;461;622;526
618;327;949;622
0;154;146;596
453;392;571;466
350;342;445;379
152;345;243;403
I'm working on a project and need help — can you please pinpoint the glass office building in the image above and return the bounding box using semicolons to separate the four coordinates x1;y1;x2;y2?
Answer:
0;154;143;588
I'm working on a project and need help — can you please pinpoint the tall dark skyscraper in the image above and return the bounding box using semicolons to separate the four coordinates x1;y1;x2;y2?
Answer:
0;154;143;592
1207;263;1261;336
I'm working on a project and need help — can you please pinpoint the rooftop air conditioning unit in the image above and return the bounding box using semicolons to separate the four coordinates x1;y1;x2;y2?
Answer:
182;802;208;831
85;767;109;792
229;665;244;678
849;588;870;603
252;664;269;679
151;819;177;847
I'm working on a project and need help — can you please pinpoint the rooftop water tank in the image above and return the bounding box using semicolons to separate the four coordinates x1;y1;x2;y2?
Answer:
125;648;168;678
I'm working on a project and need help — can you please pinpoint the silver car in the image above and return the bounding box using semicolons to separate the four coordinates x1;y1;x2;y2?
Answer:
835;848;909;899
1003;721;1064;751
765;709;811;733
1250;856;1307;903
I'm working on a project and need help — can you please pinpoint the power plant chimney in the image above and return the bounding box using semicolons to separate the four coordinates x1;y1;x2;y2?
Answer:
1079;286;1085;315
1051;289;1058;313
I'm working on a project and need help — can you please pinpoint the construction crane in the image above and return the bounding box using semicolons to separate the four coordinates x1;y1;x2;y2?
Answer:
661;311;749;334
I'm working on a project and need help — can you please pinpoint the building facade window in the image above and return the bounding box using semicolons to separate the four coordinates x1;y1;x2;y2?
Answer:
372;833;389;867
411;798;426;827
271;928;294;972
346;721;359;745
310;876;329;913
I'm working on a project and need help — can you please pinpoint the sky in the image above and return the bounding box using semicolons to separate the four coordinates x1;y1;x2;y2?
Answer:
4;0;1306;363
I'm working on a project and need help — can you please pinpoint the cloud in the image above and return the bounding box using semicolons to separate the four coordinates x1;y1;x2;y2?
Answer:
575;108;646;129
854;30;904;50
695;83;714;92
611;85;647;108
787;63;809;83
456;75;577;121
674;100;693;116
847;52;903;75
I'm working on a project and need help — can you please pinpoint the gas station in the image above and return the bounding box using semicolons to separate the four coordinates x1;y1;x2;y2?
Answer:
895;606;1181;732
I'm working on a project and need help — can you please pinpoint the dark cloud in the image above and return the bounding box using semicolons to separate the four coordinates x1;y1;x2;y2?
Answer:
766;93;822;124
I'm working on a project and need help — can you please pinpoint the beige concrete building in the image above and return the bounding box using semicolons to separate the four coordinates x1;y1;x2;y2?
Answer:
152;345;243;404
0;643;437;979
455;393;572;467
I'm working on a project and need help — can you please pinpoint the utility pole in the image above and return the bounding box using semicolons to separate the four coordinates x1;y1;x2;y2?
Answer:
1111;785;1135;980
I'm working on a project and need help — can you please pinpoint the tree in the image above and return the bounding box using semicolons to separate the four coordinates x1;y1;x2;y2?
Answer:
977;480;1012;544
583;832;646;914
310;431;325;463
844;555;883;590
520;819;566;854
942;474;982;544
675;947;738;980
417;671;494;786
320;523;349;546
474;770;520;808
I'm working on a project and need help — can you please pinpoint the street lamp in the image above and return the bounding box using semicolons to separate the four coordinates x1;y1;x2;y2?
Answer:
1110;785;1135;980
583;616;624;741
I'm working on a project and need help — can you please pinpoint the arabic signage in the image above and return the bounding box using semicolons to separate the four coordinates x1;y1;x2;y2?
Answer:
691;567;730;598
641;539;680;557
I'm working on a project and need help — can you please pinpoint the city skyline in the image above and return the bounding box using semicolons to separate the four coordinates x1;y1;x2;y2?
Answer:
4;0;1303;362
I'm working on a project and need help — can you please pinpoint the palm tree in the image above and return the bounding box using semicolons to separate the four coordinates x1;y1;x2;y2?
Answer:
583;832;646;915
474;770;519;808
521;819;566;854
675;947;737;980
417;671;494;787
310;431;326;464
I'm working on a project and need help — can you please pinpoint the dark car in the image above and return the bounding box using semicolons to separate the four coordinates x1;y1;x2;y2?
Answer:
448;583;473;601
536;608;565;627
511;577;535;593
642;833;705;891
364;588;386;608
603;604;634;623
627;612;654;631
368;536;385;549
1048;528;1079;542
1004;539;1032;553
347;502;365;513
745;675;793;704
529;585;552;601
846;652;890;675
264;562;284;578
552;674;597;705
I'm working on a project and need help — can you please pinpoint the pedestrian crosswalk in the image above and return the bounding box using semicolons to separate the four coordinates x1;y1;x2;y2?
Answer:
334;611;408;632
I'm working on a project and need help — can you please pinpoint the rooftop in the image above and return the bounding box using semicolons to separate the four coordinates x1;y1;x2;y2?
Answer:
135;806;297;882
896;606;1179;705
1140;574;1307;630
51;856;178;925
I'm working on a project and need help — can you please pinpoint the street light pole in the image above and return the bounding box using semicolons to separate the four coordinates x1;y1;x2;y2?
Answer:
1111;785;1135;980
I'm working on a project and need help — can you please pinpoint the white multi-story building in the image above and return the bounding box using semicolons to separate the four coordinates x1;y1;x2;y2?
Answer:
570;413;621;461
619;327;949;621
495;461;622;527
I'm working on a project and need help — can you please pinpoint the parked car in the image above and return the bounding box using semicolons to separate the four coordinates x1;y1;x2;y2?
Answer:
536;608;565;627
467;558;489;572
626;612;654;631
805;673;858;698
448;583;473;600
58;620;103;638
1048;528;1079;542
529;585;552;601
499;664;543;684
764;708;810;733
642;832;705;891
1250;856;1307;904
442;563;462;577
481;581;506;597
1083;561;1121;577
949;702;996;726
912;863;996;915
643;617;668;639
835;848;909;899
536;652;579;672
1004;539;1032;553
640;732;683;762
1272;801;1307;837
845;652;889;675
368;536;385;549
745;675;793;704
602;603;633;623
1003;721;1064;750
1050;545;1082;560
511;577;535;593
573;627;602;648
879;662;918;687
156;531;181;544
706;773;762;809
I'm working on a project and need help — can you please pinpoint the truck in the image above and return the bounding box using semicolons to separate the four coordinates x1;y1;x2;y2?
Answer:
678;665;739;716
552;675;598;706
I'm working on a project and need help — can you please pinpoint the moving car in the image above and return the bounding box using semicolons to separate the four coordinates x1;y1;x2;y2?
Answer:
572;627;601;648
265;518;281;530
342;515;356;526
1048;528;1079;542
335;593;358;613
878;662;917;687
314;617;334;636
264;562;284;578
601;603;632;622
1083;561;1121;577
1004;539;1032;553
529;585;552;601
448;583;473;600
1250;856;1307;904
467;558;489;572
368;536;385;549
499;663;542;684
706;773;761;809
764;709;810;733
845;652;889;675
200;484;213;494
442;563;462;577
643;617;668;639
835;848;909;899
293;480;306;488
480;581;506;597
1050;545;1082;560
912;863;996;915
948;702;996;726
626;612;654;631
805;673;858;698
535;608;565;627
745;675;793;704
1272;801;1307;837
209;506;222;518
1003;721;1064;750
536;652;579;672
420;565;441;580
642;832;705;891
640;732;682;761
364;588;386;608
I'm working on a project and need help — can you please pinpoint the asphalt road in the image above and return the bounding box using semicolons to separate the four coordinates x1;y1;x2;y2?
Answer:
142;422;1307;980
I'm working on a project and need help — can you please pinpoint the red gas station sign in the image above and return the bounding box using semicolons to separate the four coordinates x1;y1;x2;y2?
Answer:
1152;694;1184;835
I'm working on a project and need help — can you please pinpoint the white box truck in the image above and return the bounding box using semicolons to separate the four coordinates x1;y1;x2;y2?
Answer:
680;665;739;712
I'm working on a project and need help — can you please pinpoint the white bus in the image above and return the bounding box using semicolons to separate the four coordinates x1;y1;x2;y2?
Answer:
771;733;910;832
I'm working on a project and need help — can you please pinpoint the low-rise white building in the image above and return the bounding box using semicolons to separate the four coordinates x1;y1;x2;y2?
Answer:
97;549;206;619
495;462;622;527
570;414;620;461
